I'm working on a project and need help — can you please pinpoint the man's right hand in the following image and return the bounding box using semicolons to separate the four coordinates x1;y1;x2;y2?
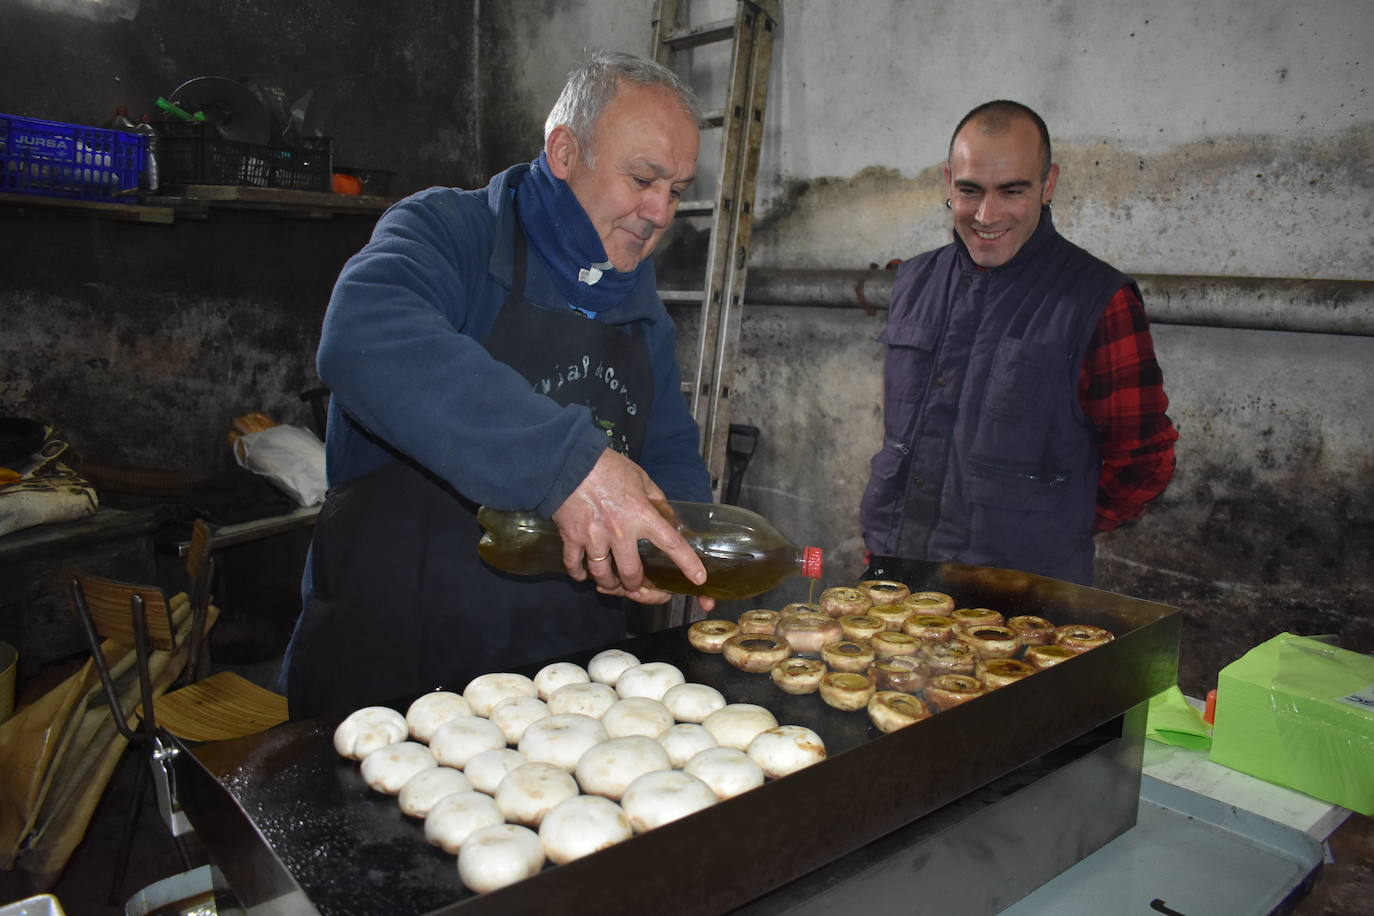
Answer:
551;448;710;606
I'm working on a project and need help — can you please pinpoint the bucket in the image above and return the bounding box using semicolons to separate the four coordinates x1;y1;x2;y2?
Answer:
0;640;17;725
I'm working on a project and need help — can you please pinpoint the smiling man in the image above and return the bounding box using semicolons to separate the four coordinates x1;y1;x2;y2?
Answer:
861;100;1178;585
280;52;714;719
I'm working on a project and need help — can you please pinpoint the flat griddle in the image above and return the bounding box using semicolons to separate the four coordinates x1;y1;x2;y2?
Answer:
178;558;1180;915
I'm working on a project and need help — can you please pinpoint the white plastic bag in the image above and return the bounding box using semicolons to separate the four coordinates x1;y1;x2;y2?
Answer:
233;425;327;507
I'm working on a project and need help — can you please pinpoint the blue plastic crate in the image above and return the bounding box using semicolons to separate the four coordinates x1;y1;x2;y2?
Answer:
0;112;147;202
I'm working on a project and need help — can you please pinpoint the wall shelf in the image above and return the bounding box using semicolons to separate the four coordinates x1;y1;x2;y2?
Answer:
0;185;396;224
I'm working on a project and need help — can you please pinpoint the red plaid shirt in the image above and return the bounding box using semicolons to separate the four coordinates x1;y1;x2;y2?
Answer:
1079;285;1178;531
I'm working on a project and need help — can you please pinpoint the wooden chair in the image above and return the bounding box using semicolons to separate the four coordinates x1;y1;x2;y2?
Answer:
68;518;288;902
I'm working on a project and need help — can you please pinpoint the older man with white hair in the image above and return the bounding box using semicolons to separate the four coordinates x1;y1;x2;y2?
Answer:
282;51;713;719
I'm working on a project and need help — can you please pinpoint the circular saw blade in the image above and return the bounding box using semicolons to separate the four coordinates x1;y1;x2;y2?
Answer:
168;76;272;145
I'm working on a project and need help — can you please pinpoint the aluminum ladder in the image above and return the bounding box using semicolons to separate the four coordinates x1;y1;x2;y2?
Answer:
651;0;781;501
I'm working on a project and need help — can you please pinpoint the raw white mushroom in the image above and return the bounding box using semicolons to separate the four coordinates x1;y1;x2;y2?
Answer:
701;703;779;751
495;762;580;828
539;795;633;865
533;661;590;700
463;747;527;795
424;790;504;854
398;766;472;818
587;648;640;686
429;715;507;769
614;662;685;701
488;696;550;745
360;741;437;795
746;725;827;779
661;682;726;724
574;735;672;801
683;747;765;801
457;823;545;894
463;672;537;717
405;691;473;743
518;713;609;771
547;681;619;718
657;723;718;768
333;706;407;760
620;769;717;833
601;697;675;739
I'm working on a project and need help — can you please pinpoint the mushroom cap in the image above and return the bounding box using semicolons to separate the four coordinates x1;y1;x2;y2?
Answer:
404;691;473;743
398;766;472;818
360;741;437;795
587;649;641;686
547;681;619;718
463;747;528;795
429;716;507;769
657;723;719;768
539;794;633;865
533;661;590;700
574;735;672;800
333;706;407;760
457;823;545;894
702;703;778;750
615;662;686;701
620;769;718;833
661;682;726;724
495;761;580;828
518;713;609;771
424;790;504;855
683;746;766;800
601;697;675;739
488;696;550;745
867;690;932;733
463;672;537;717
746;725;827;779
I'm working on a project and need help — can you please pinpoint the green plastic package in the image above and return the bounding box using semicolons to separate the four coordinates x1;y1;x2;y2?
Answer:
1209;632;1374;815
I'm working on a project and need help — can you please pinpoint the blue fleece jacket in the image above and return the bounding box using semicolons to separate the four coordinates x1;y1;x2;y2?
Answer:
316;162;711;515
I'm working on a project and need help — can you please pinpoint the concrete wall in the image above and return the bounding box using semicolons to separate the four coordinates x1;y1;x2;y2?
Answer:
488;0;1374;692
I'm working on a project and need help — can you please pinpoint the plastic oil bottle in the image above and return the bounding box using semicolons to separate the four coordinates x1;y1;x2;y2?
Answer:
476;501;823;601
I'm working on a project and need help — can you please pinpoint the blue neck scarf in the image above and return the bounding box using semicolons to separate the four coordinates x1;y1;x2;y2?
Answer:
515;152;642;313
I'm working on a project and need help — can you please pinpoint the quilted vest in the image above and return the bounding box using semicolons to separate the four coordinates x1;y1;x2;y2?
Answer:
860;210;1133;584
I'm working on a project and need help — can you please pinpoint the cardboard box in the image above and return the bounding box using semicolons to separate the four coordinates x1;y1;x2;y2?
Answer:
1210;633;1374;815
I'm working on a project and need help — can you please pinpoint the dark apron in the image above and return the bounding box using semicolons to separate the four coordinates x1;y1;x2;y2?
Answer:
286;223;655;719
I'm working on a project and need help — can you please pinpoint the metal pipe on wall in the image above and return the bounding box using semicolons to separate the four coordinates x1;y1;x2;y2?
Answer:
736;269;1374;337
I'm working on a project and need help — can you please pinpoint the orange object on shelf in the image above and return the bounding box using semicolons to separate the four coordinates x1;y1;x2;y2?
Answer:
332;172;363;195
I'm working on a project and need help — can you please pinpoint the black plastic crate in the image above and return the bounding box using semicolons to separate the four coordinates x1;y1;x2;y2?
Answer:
158;121;332;192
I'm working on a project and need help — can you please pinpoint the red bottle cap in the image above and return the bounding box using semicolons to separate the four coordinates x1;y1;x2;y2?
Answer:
1203;688;1217;725
801;546;823;579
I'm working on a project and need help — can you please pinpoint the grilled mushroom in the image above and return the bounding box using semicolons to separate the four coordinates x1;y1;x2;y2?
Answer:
722;633;790;673
687;619;741;653
868;691;932;733
819;671;876;711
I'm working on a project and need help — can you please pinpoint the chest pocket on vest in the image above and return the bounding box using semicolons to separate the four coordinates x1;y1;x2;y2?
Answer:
982;337;1061;421
879;320;943;441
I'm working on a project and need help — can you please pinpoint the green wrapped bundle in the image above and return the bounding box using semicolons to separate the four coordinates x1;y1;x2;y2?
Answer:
1210;633;1374;815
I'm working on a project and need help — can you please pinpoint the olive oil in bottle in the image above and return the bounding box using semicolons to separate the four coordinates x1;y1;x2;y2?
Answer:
477;501;823;601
